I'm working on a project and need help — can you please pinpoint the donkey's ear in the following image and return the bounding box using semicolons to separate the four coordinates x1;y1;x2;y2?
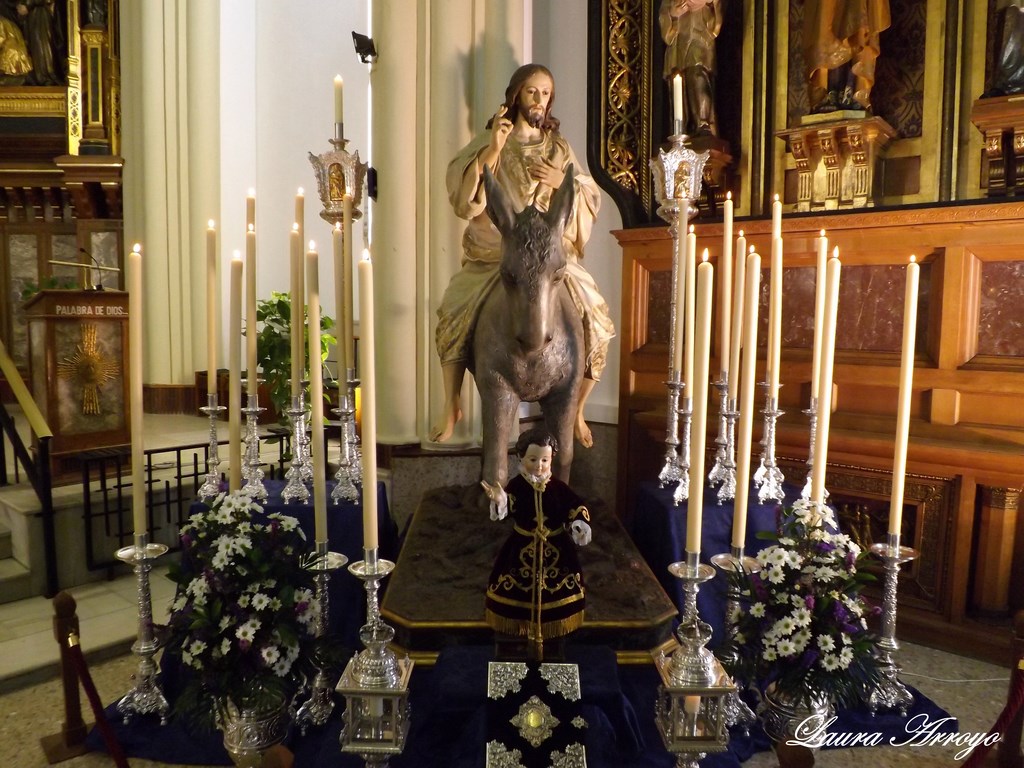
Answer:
483;165;516;236
545;163;575;232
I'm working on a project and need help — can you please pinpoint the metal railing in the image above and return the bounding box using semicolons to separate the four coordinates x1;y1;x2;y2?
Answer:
0;340;57;595
81;431;292;571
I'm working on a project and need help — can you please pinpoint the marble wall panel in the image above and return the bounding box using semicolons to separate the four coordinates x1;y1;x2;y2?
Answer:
8;234;39;367
978;260;1024;357
647;270;671;347
758;262;930;355
90;231;120;289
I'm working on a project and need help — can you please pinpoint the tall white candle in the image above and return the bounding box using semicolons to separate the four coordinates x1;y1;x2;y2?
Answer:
811;252;841;504
359;250;380;552
246;188;255;231
686;252;714;555
306;243;328;542
290;224;304;396
727;233;747;401
719;192;733;377
245;225;258;395
228;252;243;491
683;225;696;397
889;256;920;537
672;222;686;374
128;244;146;535
334;74;344;124
810;230;828;399
732;250;762;549
295;188;305;256
342;193;355;370
206;221;218;395
767;236;783;400
672;73;683;134
771;193;781;241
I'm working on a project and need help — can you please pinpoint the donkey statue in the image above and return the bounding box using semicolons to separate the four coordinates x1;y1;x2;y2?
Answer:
470;165;584;490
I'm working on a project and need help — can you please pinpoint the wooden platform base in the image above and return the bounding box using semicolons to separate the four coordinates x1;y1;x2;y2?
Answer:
381;485;678;665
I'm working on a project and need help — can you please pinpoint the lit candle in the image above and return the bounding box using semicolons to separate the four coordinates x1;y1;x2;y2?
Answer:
334;74;344;125
245;224;258;396
771;193;781;241
246;188;255;231
732;250;762;549
228;252;243;491
342;192;355;371
359;250;379;552
811;251;841;504
671;224;686;374
683;225;696;397
727;233;747;401
672;73;683;134
810;230;828;398
306;242;328;542
290;224;304;396
889;256;920;537
767;236;783;400
206;221;217;395
719;192;733;378
686;251;714;555
128;244;146;535
295;188;305;253
333;222;348;382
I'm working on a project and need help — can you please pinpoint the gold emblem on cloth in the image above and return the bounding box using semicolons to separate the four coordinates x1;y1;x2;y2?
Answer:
510;695;559;748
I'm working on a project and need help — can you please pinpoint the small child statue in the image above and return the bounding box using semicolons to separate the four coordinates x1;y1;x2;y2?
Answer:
481;427;593;661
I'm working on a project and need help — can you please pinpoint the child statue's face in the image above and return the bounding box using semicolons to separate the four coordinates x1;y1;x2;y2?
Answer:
521;443;553;479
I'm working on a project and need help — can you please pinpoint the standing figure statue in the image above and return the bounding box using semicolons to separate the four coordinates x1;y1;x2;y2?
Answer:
0;5;30;82
431;63;614;450
659;0;723;136
988;1;1024;97
803;0;890;113
482;428;593;661
12;0;63;85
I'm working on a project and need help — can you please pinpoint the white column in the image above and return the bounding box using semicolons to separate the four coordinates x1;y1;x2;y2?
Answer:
120;0;213;385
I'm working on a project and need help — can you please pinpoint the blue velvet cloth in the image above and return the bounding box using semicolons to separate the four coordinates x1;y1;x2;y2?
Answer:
85;479;958;766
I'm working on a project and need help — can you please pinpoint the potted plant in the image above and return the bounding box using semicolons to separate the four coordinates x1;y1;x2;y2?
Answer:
722;499;881;761
254;291;336;422
165;491;323;762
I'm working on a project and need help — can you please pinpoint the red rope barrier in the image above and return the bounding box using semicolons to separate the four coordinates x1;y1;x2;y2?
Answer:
65;635;130;768
963;660;1024;768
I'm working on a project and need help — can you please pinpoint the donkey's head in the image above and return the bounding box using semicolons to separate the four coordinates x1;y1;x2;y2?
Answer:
484;164;574;354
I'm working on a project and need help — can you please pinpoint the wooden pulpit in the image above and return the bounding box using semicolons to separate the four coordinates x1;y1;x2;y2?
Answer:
22;289;130;475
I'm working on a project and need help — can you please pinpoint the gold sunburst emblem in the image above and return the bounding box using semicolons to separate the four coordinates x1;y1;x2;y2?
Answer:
57;323;120;415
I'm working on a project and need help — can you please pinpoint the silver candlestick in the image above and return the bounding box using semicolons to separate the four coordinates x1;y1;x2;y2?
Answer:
659;374;684;489
710;547;760;733
674;395;693;505
295;540;348;733
654;552;735;767
708;377;737;503
199;393;226;501
866;532;917;715
241;384;267;500
332;369;362;504
282;391;310;504
755;386;785;504
338;549;412;766
801;395;828;501
115;533;170;724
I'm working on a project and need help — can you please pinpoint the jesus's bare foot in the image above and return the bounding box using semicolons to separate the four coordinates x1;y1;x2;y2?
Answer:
574;410;593;448
429;402;462;442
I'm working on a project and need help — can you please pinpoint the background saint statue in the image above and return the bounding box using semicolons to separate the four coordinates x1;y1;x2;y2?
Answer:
0;7;31;82
659;0;723;136
803;0;890;113
988;1;1024;97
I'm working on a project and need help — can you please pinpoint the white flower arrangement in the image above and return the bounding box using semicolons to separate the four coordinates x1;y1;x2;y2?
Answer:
165;491;321;727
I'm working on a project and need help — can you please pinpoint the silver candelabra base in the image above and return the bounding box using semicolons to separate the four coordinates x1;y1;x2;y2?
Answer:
708;380;738;504
710;547;760;733
673;396;693;506
241;385;267;500
754;386;785;504
199;393;226;501
659;376;685;490
282;390;310;504
332;372;362;504
866;534;918;715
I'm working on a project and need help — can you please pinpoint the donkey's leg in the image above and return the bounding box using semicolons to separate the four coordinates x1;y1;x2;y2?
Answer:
542;385;577;485
481;385;519;489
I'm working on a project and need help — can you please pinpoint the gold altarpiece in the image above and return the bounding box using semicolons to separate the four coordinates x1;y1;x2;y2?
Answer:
590;1;1024;662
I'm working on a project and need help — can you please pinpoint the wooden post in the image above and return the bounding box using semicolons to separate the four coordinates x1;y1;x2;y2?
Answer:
39;592;90;763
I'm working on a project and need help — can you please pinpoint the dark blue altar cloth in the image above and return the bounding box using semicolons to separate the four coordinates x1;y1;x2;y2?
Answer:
628;479;791;649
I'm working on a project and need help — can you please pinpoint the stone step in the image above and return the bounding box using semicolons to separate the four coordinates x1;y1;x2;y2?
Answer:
0;522;10;560
0;557;32;604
